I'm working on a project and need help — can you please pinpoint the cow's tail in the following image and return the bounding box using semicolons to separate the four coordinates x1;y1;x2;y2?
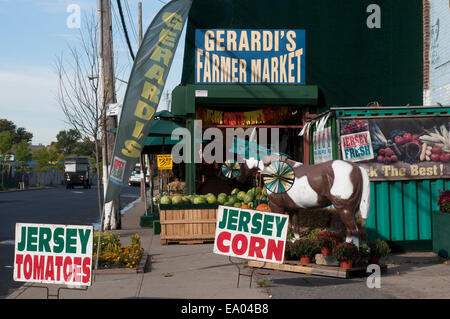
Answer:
359;166;370;220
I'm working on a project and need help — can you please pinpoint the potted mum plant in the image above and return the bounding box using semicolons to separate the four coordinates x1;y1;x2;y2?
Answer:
357;242;371;265
294;239;319;264
432;189;450;258
332;242;359;269
368;239;390;264
316;231;342;256
285;240;296;261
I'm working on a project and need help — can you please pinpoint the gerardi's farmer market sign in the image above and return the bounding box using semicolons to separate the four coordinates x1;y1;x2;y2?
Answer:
14;223;93;286
213;206;288;263
195;29;306;84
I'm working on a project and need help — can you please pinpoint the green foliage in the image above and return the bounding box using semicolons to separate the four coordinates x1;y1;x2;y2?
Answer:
332;242;359;262
130;234;141;246
32;147;50;173
55;129;81;155
368;239;391;258
93;231;121;254
293;238;319;258
0;131;13;161
0;118;33;144
358;242;371;260
13;140;32;179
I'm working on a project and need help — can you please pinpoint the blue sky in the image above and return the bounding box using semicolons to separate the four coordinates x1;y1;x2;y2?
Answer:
0;0;186;145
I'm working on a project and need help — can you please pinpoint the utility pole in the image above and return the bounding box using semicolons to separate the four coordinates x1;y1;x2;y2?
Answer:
138;1;147;205
100;0;121;230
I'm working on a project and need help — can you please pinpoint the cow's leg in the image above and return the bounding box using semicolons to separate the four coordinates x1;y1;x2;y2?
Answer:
337;208;360;247
268;201;299;240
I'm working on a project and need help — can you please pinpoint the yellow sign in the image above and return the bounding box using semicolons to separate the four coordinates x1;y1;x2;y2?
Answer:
157;154;173;170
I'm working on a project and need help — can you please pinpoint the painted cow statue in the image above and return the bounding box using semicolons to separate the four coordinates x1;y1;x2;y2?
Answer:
236;154;370;247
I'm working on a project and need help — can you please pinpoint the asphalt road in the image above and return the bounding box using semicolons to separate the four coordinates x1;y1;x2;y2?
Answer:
0;185;140;298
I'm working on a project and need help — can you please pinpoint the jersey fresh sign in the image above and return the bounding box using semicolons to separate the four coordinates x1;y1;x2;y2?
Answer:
341;131;374;162
13;223;93;286
213;206;288;263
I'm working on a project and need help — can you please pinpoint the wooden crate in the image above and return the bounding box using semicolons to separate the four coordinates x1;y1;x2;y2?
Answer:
248;260;387;279
159;206;217;244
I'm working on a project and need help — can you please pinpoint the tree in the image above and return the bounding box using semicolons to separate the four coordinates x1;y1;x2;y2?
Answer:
0;131;13;188
13;140;32;187
0;119;33;144
75;137;98;158
33;147;50;186
55;129;81;155
54;12;121;230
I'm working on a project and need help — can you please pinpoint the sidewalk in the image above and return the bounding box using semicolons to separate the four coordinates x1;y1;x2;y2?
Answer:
8;200;269;299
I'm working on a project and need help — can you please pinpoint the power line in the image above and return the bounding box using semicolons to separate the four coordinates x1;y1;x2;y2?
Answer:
111;1;133;64
116;0;135;60
123;0;138;43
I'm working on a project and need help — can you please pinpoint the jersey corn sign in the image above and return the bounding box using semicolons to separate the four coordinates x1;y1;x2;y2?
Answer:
213;206;288;263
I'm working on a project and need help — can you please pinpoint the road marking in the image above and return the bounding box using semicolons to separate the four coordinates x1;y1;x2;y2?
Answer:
0;240;14;245
72;191;84;194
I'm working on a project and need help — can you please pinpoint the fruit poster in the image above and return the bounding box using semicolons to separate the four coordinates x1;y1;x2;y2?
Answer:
339;117;450;180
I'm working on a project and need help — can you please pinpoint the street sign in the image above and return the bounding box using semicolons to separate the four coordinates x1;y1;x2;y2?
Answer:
213;206;288;264
13;223;94;286
157;154;173;170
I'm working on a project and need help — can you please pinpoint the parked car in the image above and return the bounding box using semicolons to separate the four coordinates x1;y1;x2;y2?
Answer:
128;164;149;186
64;157;92;189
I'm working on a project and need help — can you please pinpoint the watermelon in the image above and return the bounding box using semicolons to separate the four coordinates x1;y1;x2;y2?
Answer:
231;188;240;196
160;196;172;205
206;194;217;204
172;195;183;205
237;191;246;201
243;193;254;204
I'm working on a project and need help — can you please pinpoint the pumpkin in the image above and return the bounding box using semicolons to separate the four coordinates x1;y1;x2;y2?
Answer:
241;204;249;209
256;203;271;212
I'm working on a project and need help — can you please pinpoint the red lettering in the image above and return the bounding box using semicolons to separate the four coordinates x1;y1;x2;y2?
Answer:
33;255;45;280
73;257;82;282
231;234;248;256
266;239;284;262
15;254;23;279
55;256;63;281
82;257;91;284
45;256;55;281
216;231;231;253
248;236;266;258
24;254;32;280
63;256;73;282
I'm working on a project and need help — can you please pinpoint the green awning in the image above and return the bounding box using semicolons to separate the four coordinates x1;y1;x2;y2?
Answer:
145;136;181;146
148;119;184;136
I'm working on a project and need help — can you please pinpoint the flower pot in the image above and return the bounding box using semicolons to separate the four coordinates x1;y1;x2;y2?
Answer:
369;256;380;264
300;256;311;264
321;248;332;256
340;260;353;269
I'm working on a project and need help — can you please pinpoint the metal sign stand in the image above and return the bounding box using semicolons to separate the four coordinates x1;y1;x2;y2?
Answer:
228;256;266;288
31;285;89;299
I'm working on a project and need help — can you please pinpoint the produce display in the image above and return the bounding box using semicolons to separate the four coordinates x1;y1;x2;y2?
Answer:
158;186;269;209
341;118;450;165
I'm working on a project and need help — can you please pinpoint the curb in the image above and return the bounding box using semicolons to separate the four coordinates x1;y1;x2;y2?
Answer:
0;186;57;193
